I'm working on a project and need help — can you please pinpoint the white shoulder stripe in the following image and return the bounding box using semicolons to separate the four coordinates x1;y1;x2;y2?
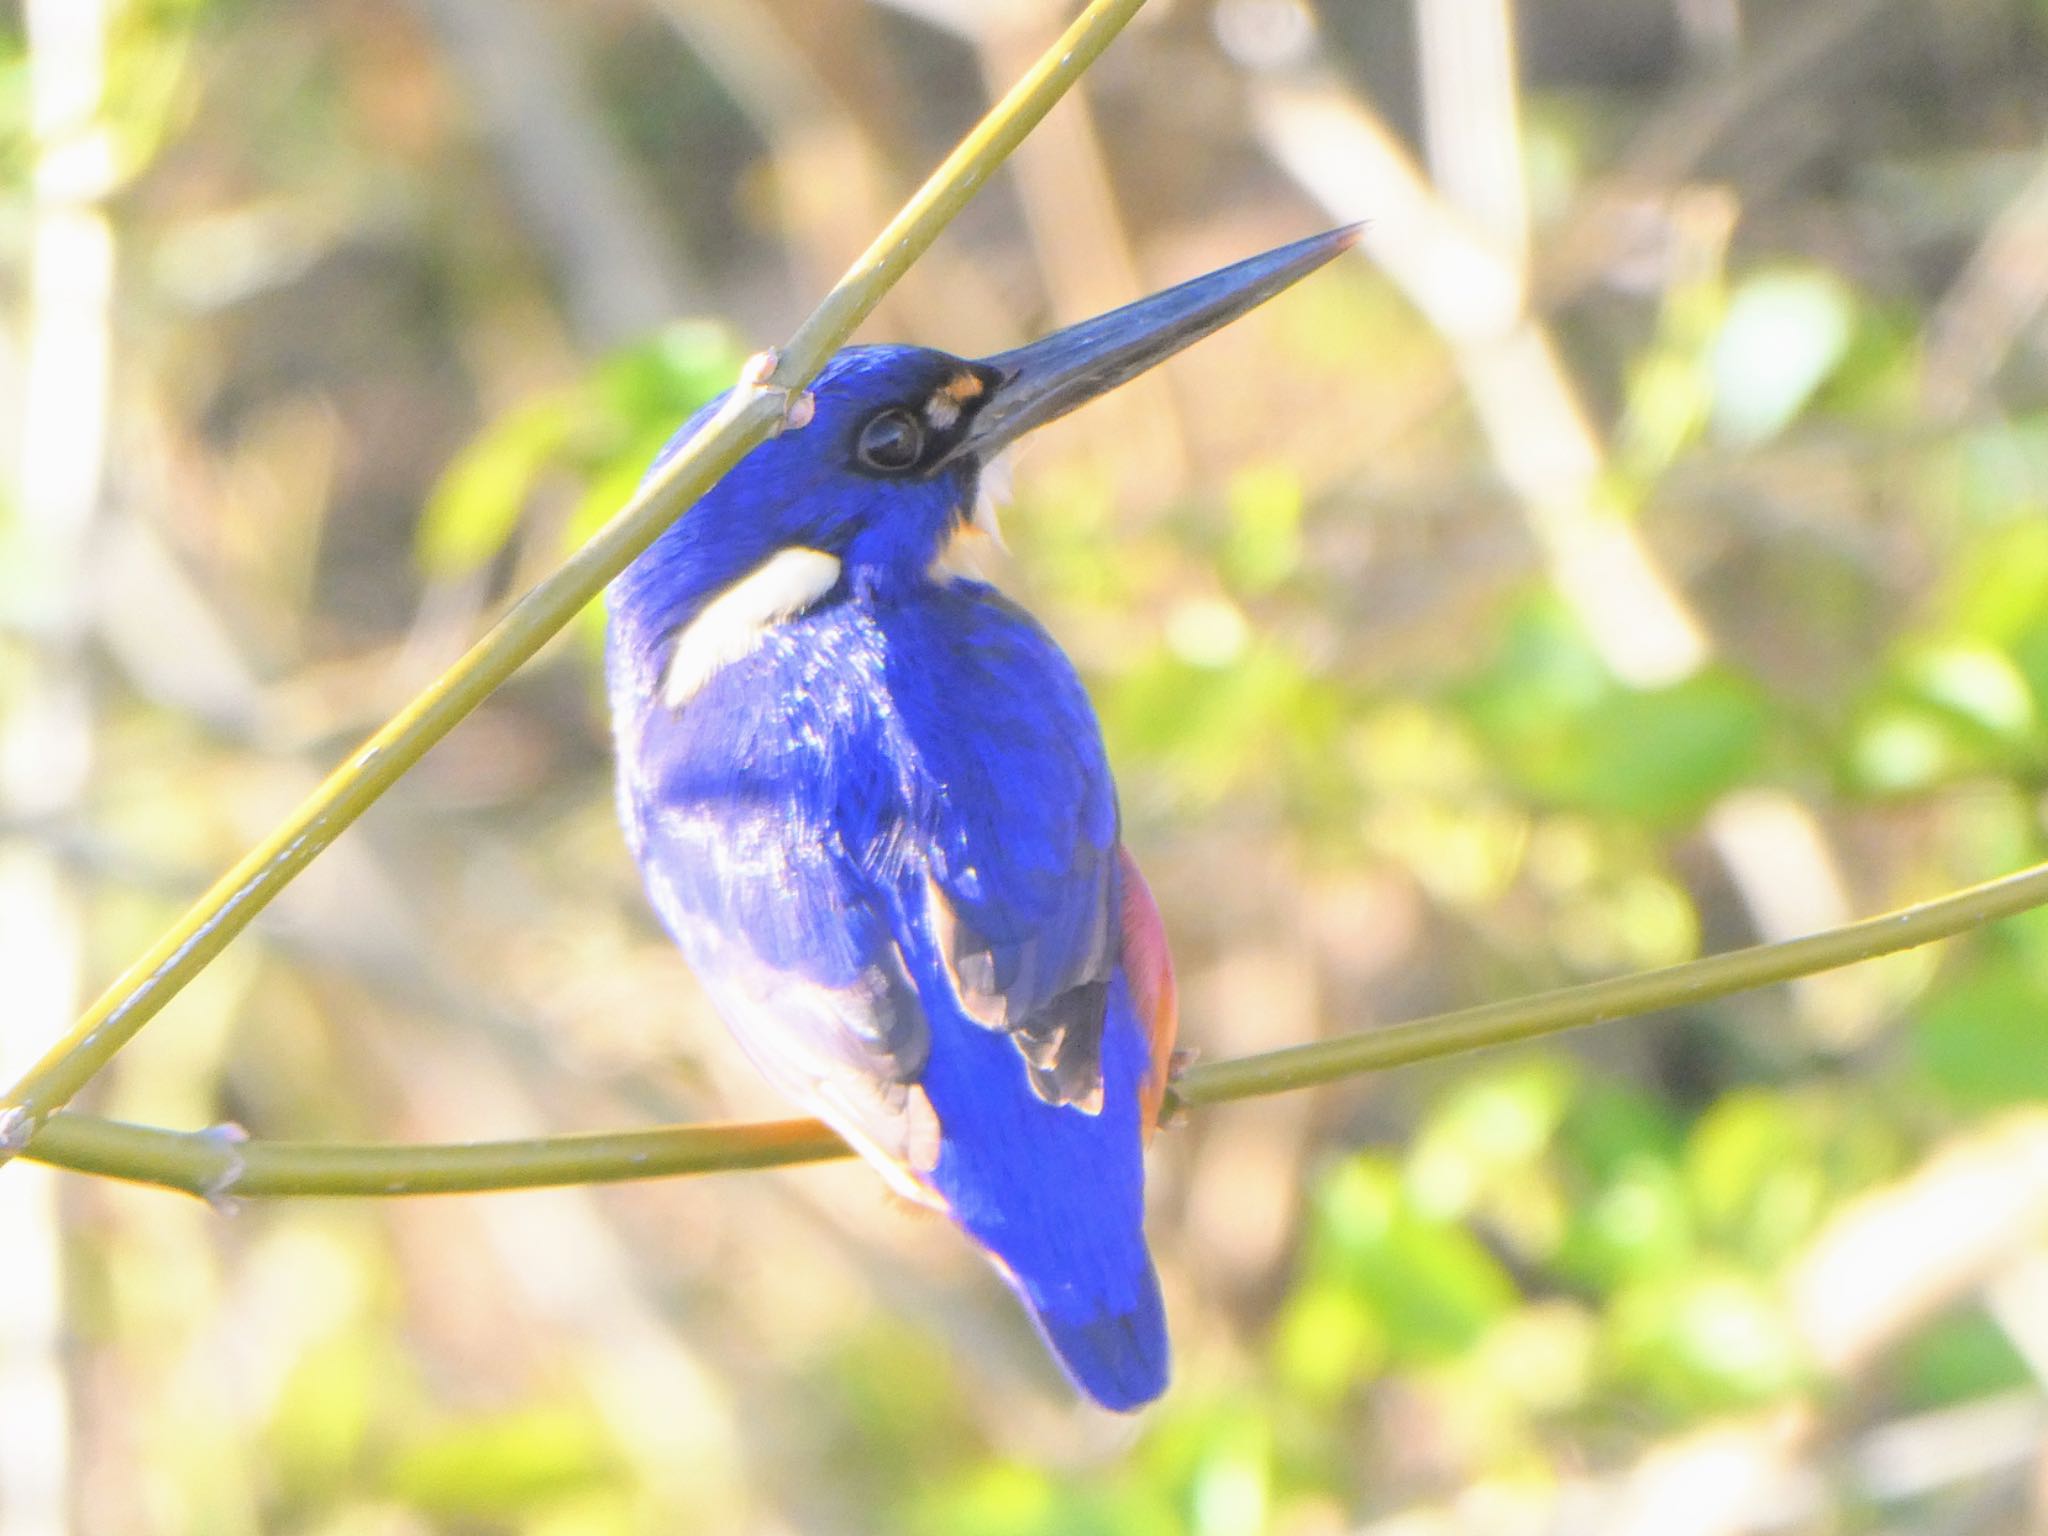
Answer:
662;546;842;708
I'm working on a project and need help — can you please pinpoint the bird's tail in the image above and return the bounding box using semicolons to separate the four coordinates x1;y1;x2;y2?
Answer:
915;972;1171;1412
1008;1247;1169;1412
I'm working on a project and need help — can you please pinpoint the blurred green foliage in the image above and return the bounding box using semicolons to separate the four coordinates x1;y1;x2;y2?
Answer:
16;0;2048;1531
416;324;740;583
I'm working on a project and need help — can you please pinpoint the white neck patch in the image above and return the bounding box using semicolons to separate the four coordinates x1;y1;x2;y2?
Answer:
928;449;1015;585
663;546;842;709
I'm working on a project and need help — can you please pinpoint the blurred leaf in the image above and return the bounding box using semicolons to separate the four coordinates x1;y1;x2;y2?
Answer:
589;320;739;424
1945;414;2048;526
1520;95;1592;222
1681;1090;1899;1269
416;322;741;579
1104;640;1354;819
1406;1059;1576;1223
0;46;27;185
1892;1309;2032;1410
1457;602;1766;823
1474;1302;1598;1417
1187;1409;1272;1536
1900;639;2036;740
1607;1265;1806;1414
1307;1157;1518;1361
1558;1081;1686;1180
1220;463;1304;593
1552;1083;1693;1289
821;1317;970;1496
387;1407;622;1520
1913;948;2048;1110
910;1462;1176;1536
1930;508;2048;645
416;399;576;578
265;1330;399;1505
1272;1281;1388;1403
1842;627;2048;792
912;1463;1058;1536
1709;267;1857;447
1558;1155;1695;1289
1685;1093;1819;1261
1847;704;1969;793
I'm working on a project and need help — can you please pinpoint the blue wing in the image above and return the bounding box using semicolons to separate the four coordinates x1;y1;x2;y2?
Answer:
879;582;1124;1108
879;584;1169;1409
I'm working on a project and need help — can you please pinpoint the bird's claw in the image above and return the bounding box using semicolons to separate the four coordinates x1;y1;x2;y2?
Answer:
738;349;816;434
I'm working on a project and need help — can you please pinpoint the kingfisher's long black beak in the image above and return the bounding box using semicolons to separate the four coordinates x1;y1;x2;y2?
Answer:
951;224;1361;464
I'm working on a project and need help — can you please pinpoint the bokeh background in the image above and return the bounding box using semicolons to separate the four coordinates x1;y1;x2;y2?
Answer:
7;0;2048;1531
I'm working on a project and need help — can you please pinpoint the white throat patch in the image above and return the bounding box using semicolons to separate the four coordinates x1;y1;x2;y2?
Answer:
928;449;1015;585
662;546;842;709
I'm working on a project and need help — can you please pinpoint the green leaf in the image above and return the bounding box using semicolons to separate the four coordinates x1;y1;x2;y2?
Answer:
415;322;742;580
1103;641;1351;816
1847;702;1973;793
1307;1156;1518;1361
1221;463;1304;593
1914;948;2048;1110
592;321;743;430
415;399;576;578
1271;1281;1388;1402
1899;639;2037;742
1930;518;2048;644
1457;604;1767;822
1709;267;1857;447
1558;1154;1695;1288
264;1329;394;1502
1405;1058;1576;1221
909;1463;1176;1536
1894;1310;2031;1410
1607;1265;1806;1414
387;1407;621;1519
1682;1090;1856;1269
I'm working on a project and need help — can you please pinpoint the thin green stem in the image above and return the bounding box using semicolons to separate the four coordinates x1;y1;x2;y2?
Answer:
25;1113;848;1199
1171;857;2048;1107
0;0;1150;1161
21;855;2048;1199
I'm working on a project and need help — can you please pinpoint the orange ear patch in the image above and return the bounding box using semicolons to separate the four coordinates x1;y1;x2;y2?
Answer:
923;371;989;431
940;370;986;403
1117;848;1179;1142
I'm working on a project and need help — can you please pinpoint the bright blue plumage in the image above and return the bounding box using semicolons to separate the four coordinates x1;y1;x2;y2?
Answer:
604;228;1356;1409
610;349;1168;1407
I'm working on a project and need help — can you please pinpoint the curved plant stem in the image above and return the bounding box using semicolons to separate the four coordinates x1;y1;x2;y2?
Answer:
25;1113;848;1200
21;856;2048;1199
1169;857;2048;1107
0;0;1151;1162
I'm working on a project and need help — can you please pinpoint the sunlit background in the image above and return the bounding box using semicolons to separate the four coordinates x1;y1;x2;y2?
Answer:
6;0;2048;1530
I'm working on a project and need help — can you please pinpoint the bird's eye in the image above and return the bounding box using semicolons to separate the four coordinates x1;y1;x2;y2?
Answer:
856;409;925;473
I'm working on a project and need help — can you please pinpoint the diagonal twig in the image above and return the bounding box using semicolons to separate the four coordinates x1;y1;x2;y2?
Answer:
0;0;1153;1165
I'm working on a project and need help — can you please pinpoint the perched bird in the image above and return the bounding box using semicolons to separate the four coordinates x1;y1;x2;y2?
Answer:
606;227;1357;1410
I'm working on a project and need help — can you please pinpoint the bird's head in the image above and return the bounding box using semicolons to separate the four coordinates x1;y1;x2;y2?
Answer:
611;225;1360;645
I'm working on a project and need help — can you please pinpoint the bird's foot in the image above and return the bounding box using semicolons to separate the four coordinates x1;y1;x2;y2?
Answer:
738;349;816;434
